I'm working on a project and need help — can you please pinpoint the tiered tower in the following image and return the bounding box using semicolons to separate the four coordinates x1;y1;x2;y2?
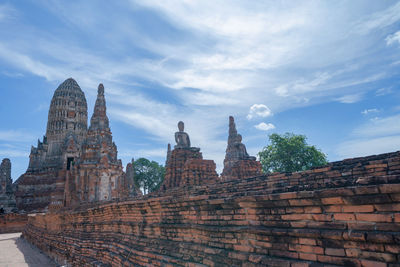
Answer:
64;84;136;206
15;78;138;212
28;78;88;171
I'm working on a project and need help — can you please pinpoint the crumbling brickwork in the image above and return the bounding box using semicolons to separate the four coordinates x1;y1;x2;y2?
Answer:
23;151;400;266
0;213;28;233
162;122;219;190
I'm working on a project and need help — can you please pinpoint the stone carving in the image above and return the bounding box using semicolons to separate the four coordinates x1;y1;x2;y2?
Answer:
221;116;261;180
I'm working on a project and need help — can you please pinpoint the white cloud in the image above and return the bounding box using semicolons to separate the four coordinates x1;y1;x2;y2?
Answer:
336;114;400;159
0;130;35;142
1;1;400;173
0;4;16;21
119;148;167;159
337;135;400;159
254;122;275;131
375;87;392;96
354;2;400;34
0;149;28;158
361;108;379;115
335;93;363;104
353;114;400;138
386;31;400;46
247;104;272;120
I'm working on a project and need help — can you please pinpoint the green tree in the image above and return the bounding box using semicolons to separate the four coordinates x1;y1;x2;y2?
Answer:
133;158;165;194
258;133;328;173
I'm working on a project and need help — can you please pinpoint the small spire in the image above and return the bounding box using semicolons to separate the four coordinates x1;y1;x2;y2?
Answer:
98;83;104;96
89;83;109;131
228;116;238;145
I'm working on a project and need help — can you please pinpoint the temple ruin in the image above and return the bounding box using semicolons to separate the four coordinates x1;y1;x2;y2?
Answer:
0;159;17;214
14;78;139;213
1;77;399;266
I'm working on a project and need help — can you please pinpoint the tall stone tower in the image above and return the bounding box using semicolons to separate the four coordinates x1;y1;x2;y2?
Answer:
15;78;140;212
64;84;133;205
45;78;88;164
16;78;88;212
28;78;88;172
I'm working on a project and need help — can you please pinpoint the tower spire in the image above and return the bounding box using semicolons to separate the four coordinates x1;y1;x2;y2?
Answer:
89;83;109;131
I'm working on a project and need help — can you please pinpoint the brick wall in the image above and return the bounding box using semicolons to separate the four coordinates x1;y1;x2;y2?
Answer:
0;213;28;234
23;151;400;266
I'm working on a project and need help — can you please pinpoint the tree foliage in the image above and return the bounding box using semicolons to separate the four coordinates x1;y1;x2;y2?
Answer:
258;133;328;173
133;158;165;194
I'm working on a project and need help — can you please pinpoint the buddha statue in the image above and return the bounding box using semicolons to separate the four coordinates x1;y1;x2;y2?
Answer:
234;134;256;161
175;121;191;149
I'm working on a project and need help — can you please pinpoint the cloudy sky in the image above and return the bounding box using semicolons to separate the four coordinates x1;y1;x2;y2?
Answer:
0;0;400;180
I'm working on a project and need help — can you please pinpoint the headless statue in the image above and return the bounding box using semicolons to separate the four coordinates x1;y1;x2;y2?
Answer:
175;121;191;148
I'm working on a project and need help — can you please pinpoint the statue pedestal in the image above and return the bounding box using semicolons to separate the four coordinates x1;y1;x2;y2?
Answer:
162;148;218;190
221;159;262;181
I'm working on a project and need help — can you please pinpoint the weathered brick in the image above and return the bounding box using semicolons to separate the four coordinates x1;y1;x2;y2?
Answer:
343;205;374;213
356;213;393;223
334;213;356;221
321;197;344;205
360;260;387;267
325;248;345;256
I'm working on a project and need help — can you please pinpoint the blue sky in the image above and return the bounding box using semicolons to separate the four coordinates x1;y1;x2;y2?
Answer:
0;1;400;181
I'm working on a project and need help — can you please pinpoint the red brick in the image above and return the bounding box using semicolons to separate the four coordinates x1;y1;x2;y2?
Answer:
312;214;332;221
360;260;386;267
356;213;393;222
304;206;322;213
325;248;345;256
282;214;313;221
334;213;356;221
321;197;344;205
345;248;360;257
298;238;316;246
291;262;309;267
324;205;341;212
298;253;317;261
342;205;374;213
379;184;400;193
374;204;400;211
288;199;315;206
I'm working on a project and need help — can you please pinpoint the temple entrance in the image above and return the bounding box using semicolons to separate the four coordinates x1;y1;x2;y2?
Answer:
67;157;74;170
